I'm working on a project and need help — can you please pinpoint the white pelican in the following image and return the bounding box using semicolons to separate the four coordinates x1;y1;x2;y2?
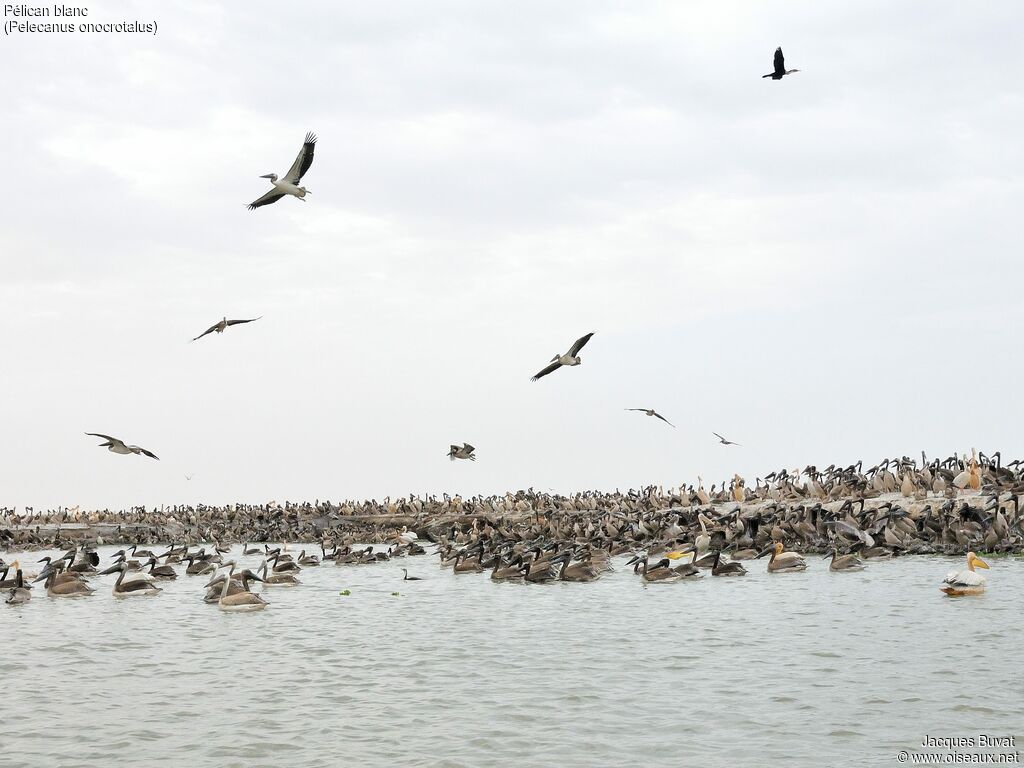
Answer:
763;47;799;80
191;316;261;342
625;408;675;427
713;432;741;446
941;552;989;596
448;443;476;461
247;132;317;210
531;332;595;381
85;433;159;460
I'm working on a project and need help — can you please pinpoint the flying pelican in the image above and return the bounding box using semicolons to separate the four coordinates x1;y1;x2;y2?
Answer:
625;408;675;427
449;443;476;461
713;432;741;446
85;433;159;460
941;552;989;596
763;47;799;80
191;316;261;342
247;132;317;210
531;332;595;381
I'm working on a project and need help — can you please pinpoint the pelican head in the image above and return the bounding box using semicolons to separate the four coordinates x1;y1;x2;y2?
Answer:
260;173;278;182
967;552;989;570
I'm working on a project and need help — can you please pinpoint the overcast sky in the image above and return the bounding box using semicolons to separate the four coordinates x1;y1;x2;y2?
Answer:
1;1;1021;510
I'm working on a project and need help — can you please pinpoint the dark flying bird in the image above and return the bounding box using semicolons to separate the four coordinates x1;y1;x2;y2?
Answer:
713;432;741;446
248;132;317;209
85;433;160;460
763;47;799;80
626;408;675;427
531;332;595;381
449;443;476;461
191;316;262;342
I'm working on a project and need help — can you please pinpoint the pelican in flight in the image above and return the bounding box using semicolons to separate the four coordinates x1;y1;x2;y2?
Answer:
713;432;741;446
191;316;261;342
85;433;159;460
247;132;317;210
625;408;675;427
449;443;476;461
763;47;799;80
941;552;989;596
531;332;595;381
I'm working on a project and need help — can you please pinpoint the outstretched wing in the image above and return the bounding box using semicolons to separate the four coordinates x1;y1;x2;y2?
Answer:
653;412;675;427
191;322;220;341
85;432;120;444
625;408;647;412
225;317;262;327
568;332;595;357
531;361;562;381
284;132;317;184
247;189;286;210
463;443;475;453
131;446;160;460
774;47;785;76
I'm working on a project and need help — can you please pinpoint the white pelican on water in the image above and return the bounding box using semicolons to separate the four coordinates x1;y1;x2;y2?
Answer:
191;316;262;342
85;433;159;460
941;552;989;596
625;408;675;427
449;443;476;461
531;332;595;381
763;47;799;80
247;132;317;210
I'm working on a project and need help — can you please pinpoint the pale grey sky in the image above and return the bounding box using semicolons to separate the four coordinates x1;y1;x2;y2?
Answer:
1;1;1021;509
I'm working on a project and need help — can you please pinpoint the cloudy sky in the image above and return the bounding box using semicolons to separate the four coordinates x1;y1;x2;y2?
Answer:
2;1;1021;510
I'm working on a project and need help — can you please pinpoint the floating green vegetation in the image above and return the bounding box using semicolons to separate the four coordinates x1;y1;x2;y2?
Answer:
391;592;401;597
339;589;351;596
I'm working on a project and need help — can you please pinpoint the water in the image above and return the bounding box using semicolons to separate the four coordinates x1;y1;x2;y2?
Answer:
4;546;1022;768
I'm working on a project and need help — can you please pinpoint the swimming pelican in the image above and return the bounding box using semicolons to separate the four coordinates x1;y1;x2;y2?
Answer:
42;568;95;597
710;550;747;576
625;408;675;427
216;571;268;612
6;568;30;604
85;433;159;460
107;562;162;597
713;432;741;446
401;568;422;581
191;316;262;342
941;552;989;596
448;443;476;461
824;547;866;572
248;132;317;210
763;47;799;80
530;332;595;381
758;542;807;573
258;560;300;586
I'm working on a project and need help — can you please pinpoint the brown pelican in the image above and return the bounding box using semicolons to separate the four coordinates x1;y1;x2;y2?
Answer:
824;547;866;572
941;552;989;596
711;550;747;576
758;542;807;573
248;132;317;209
531;332;595;381
215;571;268;612
448;443;476;461
105;562;162;597
85;433;159;460
258;560;300;585
42;568;95;597
625;408;675;427
191;316;262;342
713;432;741;446
6;568;30;604
763;47;799;80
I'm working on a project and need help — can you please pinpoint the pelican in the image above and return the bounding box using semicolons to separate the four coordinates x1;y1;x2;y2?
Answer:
248;132;317;209
710;550;747;576
531;332;595;381
106;562;162;597
448;443;476;461
85;433;159;460
824;547;866;572
713;432;741;446
763;47;799;80
191;316;262;342
215;571;268;612
625;408;675;427
6;568;30;604
941;552;989;596
401;568;422;581
758;542;807;573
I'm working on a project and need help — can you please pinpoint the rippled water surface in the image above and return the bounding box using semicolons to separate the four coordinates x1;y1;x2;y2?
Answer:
4;546;1022;767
